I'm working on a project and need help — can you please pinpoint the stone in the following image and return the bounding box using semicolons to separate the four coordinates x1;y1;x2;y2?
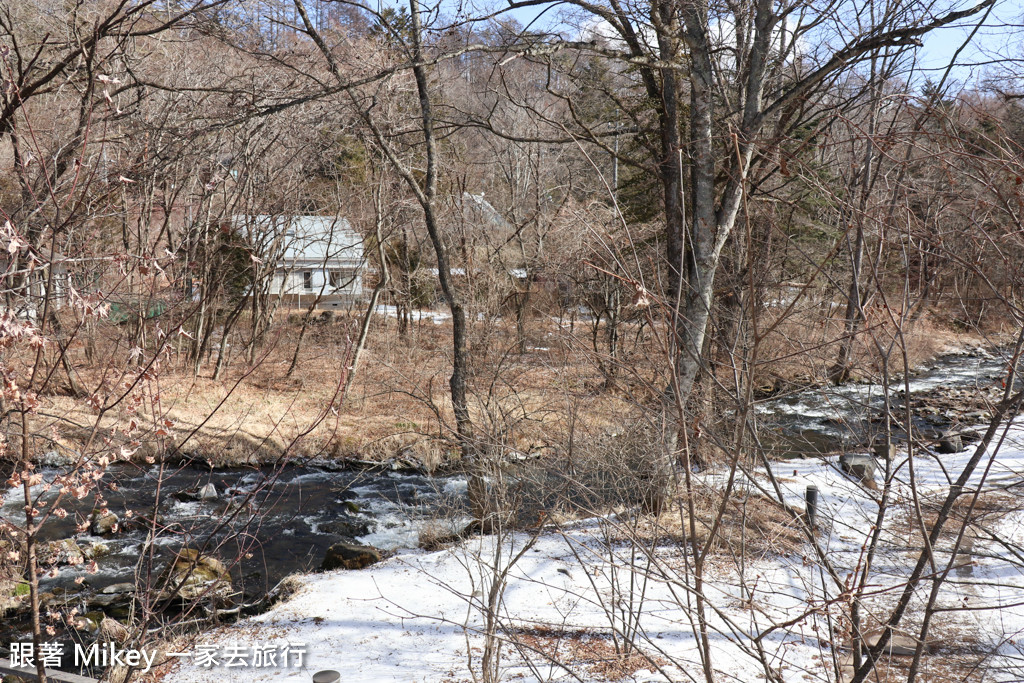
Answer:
89;582;136;609
871;440;897;460
38;538;84;567
839;454;877;485
953;536;975;576
40;449;76;466
955;536;975;556
319;519;370;537
159;549;236;606
72;612;102;634
1;579;29;615
82;541;110;560
959;429;982;444
91;510;119;535
864;632;936;657
320;542;382;571
174;484;219;502
936;434;963;454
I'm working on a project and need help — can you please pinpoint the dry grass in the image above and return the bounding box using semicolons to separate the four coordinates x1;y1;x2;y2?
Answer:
599;483;806;559
510;625;668;681
20;297;981;470
893;490;1018;546
833;618;996;683
30;310;634;468
755;304;975;388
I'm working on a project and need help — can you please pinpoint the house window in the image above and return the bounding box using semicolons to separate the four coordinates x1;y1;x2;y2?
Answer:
302;271;313;290
329;270;342;289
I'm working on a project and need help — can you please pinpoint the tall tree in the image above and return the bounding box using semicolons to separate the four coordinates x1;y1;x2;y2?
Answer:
498;0;998;414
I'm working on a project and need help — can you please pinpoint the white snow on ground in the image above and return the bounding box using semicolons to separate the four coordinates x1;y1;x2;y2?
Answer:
373;305;501;325
374;305;451;325
169;422;1024;682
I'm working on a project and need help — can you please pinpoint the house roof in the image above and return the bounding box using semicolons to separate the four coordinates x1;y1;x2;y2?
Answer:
238;215;364;267
462;193;509;232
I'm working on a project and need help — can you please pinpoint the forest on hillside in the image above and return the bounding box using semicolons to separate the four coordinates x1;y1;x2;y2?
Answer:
2;0;1024;682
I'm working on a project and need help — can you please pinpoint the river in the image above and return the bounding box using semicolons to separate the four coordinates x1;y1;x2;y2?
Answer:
0;345;1017;673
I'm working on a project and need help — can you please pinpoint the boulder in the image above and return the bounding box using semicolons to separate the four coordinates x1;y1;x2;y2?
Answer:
320;542;382;571
865;632;936;657
935;434;963;454
82;541;110;560
89;582;136;609
839;453;878;486
91;510;119;536
159;549;236;606
1;578;29;615
174;484;219;502
72;611;102;635
38;539;85;567
319;519;370;537
959;429;982;445
871;440;897;460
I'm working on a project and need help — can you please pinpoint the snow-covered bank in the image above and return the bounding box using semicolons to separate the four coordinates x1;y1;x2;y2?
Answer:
167;423;1024;683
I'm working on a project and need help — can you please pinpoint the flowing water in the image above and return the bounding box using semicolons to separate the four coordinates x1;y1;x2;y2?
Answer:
758;347;1012;457
0;346;1017;670
0;462;471;650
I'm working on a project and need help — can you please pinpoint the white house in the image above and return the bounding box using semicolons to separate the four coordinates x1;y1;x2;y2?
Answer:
0;250;71;320
241;215;366;308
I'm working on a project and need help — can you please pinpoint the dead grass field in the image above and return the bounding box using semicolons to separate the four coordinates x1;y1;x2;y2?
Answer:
21;301;986;470
30;310;639;468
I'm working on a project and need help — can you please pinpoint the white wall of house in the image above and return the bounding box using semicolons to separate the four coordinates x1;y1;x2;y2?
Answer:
239;215;367;308
272;266;363;306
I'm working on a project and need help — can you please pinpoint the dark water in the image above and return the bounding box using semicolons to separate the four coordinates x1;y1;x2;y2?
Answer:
1;346;1017;667
2;463;469;613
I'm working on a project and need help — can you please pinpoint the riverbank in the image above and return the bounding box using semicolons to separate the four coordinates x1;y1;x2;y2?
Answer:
37;314;636;469
162;419;1024;683
33;312;990;470
6;335;1022;682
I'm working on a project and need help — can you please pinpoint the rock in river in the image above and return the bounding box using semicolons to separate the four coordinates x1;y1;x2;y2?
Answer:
91;510;119;535
159;549;236;606
319;518;370;537
321;542;382;571
89;582;136;609
38;539;84;567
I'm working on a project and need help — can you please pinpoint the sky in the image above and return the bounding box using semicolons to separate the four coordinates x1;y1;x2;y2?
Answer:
444;0;1024;91
917;0;1024;86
